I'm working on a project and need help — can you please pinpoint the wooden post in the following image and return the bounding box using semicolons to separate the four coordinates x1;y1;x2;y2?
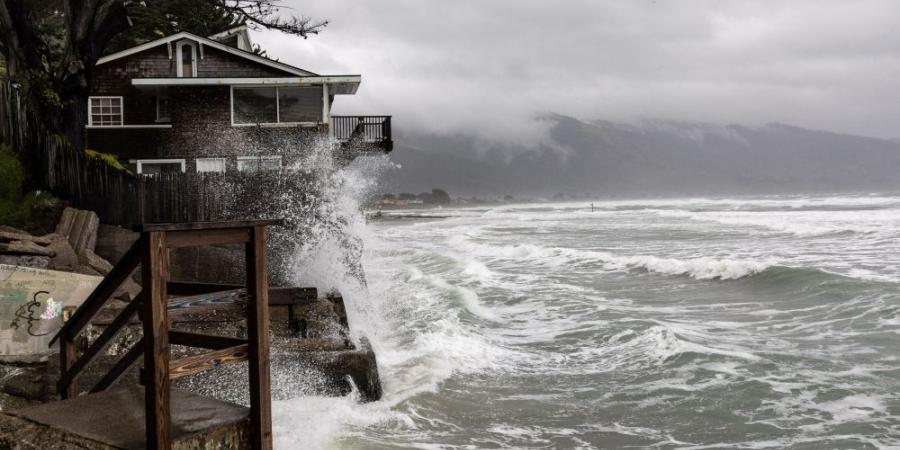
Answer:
58;335;77;399
246;225;273;450
142;231;171;449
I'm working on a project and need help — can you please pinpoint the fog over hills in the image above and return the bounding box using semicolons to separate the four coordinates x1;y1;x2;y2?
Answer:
384;115;900;198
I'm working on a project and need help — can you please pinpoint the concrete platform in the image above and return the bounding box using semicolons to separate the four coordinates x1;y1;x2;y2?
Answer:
0;385;249;449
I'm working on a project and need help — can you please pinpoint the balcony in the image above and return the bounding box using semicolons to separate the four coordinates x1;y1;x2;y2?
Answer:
331;115;393;153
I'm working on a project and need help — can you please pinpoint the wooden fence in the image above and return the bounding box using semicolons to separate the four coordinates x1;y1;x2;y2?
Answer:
0;77;289;226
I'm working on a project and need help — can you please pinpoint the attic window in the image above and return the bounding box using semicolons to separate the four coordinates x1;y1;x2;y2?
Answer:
88;97;123;126
176;41;197;77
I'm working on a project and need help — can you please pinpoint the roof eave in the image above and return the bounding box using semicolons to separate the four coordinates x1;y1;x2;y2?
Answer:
130;76;361;94
96;31;316;77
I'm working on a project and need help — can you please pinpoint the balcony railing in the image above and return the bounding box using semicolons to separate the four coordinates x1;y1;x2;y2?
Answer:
331;115;392;152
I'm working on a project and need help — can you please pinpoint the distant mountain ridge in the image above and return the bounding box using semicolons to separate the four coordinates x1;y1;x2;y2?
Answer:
385;115;900;197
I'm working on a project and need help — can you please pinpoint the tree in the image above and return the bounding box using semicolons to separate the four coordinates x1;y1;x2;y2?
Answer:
0;0;327;181
107;1;243;53
430;188;451;205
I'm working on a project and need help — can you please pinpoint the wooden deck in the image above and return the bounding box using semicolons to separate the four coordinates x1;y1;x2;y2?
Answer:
0;385;248;450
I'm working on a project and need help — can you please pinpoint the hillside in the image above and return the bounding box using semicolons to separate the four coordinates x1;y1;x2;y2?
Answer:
385;116;900;197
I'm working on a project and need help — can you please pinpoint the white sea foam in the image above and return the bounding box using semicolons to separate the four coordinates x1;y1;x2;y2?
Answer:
273;192;900;448
447;235;774;280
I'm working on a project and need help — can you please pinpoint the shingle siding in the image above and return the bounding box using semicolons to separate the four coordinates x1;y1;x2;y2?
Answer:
87;41;326;163
197;47;290;77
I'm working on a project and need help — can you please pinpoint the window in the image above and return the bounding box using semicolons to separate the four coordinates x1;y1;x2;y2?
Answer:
176;41;197;78
196;158;226;173
88;97;123;126
156;92;170;122
231;86;323;125
232;87;277;124
135;159;185;175
237;156;281;173
278;87;324;123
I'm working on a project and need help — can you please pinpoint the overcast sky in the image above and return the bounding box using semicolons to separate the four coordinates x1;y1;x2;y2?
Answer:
253;0;900;141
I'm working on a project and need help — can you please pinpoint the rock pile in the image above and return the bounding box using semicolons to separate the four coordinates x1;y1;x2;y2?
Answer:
0;207;113;276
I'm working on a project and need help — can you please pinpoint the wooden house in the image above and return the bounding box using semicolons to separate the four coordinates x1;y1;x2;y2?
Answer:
87;26;391;175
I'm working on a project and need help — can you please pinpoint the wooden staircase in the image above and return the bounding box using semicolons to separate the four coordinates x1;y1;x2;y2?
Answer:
44;220;281;450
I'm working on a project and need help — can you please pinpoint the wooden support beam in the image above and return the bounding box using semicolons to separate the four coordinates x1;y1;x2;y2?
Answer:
59;294;143;396
164;228;251;248
246;225;273;450
142;231;171;450
91;337;145;393
49;236;144;346
58;336;77;399
168;281;317;305
169;331;247;350
134;220;282;232
168;344;249;380
268;287;318;306
167;281;242;296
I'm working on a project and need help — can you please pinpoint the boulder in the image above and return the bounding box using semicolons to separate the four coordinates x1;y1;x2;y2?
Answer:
0;240;54;257
0;255;49;269
46;237;79;272
73;265;102;277
79;249;113;275
1;365;50;401
0;231;52;246
0;225;29;235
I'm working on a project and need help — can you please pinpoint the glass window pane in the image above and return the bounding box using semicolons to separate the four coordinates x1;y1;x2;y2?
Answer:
157;94;170;121
258;157;281;171
278;87;323;123
140;162;182;175
237;156;281;173
196;158;226;173
233;87;277;124
181;44;194;77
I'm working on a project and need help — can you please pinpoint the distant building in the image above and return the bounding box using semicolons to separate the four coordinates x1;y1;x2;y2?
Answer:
86;25;391;174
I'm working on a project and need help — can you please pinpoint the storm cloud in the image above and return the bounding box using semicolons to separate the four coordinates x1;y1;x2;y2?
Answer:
253;1;900;141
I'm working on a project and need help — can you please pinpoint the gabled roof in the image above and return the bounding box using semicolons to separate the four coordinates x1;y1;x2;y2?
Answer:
208;25;253;51
96;31;317;77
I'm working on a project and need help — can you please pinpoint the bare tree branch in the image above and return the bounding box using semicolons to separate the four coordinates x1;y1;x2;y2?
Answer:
210;0;328;38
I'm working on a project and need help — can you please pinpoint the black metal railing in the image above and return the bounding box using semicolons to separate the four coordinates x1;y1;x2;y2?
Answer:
331;115;392;147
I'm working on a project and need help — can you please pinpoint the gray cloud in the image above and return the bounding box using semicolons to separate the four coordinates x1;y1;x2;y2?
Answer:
253;0;900;141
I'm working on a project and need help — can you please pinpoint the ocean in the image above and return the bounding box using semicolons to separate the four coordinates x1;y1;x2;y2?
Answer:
275;193;900;449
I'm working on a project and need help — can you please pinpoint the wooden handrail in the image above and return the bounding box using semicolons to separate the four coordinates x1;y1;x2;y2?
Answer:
48;222;277;449
169;344;249;380
49;235;146;346
58;293;144;395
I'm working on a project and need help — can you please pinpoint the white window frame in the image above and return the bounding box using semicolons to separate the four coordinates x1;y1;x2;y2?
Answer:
132;158;186;175
230;85;323;127
195;157;227;173
176;40;198;78
236;155;282;172
87;96;124;127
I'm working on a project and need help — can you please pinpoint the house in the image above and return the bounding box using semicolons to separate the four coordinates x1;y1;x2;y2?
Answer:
87;25;391;175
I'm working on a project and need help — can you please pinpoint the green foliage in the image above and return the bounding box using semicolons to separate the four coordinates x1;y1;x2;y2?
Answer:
85;149;128;172
107;1;241;53
0;144;46;227
0;144;23;201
